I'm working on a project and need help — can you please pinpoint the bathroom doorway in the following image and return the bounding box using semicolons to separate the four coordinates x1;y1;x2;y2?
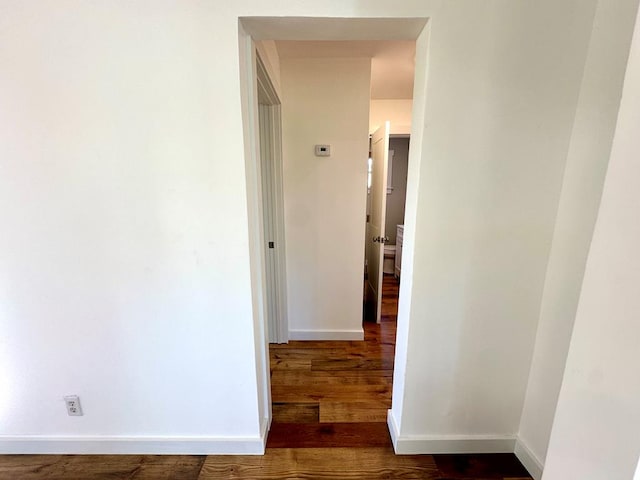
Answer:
381;135;410;323
364;133;410;325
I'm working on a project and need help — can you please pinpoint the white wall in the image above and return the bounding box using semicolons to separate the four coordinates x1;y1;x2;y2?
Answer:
516;0;640;475
0;0;631;457
390;0;602;454
542;7;640;476
370;99;413;135
280;57;370;340
0;1;263;453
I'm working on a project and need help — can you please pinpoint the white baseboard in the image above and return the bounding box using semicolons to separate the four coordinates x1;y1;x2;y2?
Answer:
387;410;515;454
288;328;364;341
0;422;270;455
387;409;401;451
261;415;271;452
515;437;544;480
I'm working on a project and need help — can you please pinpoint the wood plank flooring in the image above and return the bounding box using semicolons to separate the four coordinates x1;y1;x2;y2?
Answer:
200;447;440;479
0;276;533;479
200;449;533;480
0;455;206;480
267;275;398;448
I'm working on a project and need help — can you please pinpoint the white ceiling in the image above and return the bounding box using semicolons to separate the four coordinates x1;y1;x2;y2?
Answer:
275;40;416;100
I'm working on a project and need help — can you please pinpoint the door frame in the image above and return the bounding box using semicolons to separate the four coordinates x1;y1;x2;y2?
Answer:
256;55;289;344
366;121;391;324
238;17;432;444
237;27;291;435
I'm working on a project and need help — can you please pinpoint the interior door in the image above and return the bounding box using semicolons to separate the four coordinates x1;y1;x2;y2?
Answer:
259;104;278;343
365;121;390;323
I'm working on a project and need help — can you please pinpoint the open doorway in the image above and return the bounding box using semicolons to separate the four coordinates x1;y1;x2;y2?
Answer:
253;37;415;446
365;133;410;325
364;40;415;326
239;18;429;448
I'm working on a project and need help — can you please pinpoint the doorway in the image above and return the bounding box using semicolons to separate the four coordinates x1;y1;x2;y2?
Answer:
259;38;414;444
365;134;410;325
238;17;430;447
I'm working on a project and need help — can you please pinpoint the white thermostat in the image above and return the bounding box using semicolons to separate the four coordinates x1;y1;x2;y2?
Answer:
315;144;331;157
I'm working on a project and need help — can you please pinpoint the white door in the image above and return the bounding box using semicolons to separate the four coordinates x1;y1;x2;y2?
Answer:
257;55;287;344
259;104;279;342
365;121;390;323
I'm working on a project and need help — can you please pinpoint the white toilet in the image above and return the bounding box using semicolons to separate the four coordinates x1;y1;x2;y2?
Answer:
383;244;396;274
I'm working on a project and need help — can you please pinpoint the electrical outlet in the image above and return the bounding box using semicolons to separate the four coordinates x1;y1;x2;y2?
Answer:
64;395;83;416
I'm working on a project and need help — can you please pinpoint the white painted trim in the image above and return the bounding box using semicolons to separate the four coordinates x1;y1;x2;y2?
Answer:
238;24;273;451
288;328;364;341
260;414;271;452
0;429;269;455
389;410;533;473
256;46;288;345
515;437;544;480
387;409;401;451
389;424;516;455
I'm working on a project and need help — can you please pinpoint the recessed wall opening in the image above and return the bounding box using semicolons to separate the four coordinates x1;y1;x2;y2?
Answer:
239;16;429;448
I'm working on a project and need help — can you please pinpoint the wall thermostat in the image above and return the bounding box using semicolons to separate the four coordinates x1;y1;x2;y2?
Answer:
315;145;331;157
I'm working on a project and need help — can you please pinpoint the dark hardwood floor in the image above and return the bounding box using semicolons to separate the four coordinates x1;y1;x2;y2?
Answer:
0;275;532;479
267;274;398;447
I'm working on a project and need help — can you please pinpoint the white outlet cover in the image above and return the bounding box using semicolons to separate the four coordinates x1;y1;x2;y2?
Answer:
64;395;83;416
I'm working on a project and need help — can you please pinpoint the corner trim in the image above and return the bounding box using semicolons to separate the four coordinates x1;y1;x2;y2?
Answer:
260;415;271;453
0;430;269;455
288;328;364;341
387;409;401;451
514;437;544;480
